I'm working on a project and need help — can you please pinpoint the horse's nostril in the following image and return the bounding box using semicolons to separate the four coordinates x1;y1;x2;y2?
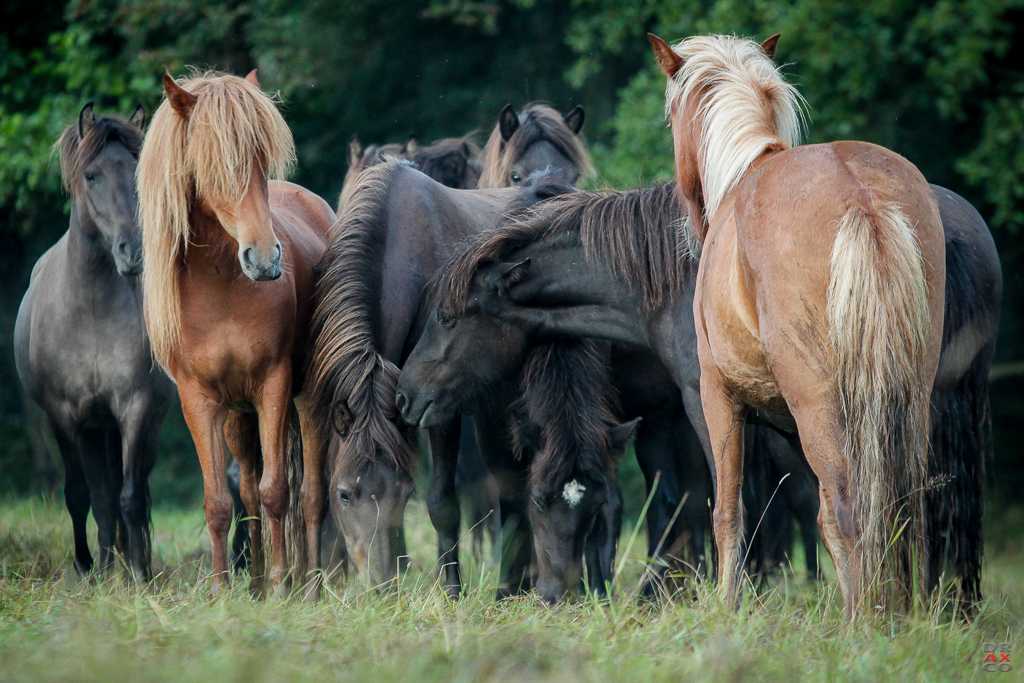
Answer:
117;242;130;258
241;247;254;268
395;391;408;414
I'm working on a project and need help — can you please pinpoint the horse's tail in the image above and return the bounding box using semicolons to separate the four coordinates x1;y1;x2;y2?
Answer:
927;341;993;608
284;402;308;590
827;203;932;612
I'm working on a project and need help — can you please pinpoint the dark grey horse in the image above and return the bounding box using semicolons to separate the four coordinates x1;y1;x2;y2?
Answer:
399;182;1000;607
15;104;174;579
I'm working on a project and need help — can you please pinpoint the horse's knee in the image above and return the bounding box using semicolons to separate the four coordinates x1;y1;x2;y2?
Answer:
204;490;234;536
259;476;288;520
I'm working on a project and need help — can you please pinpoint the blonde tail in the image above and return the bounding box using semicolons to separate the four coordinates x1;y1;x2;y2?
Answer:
827;203;931;612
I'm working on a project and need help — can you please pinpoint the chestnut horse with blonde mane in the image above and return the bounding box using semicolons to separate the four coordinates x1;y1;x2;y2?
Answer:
138;71;335;596
649;33;945;619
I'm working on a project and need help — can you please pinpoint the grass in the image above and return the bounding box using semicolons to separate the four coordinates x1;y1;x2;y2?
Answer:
1;496;1022;682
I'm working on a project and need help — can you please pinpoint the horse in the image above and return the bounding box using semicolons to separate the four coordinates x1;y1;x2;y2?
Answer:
307;116;595;597
339;134;481;209
649;32;946;618
137;70;335;596
478;104;590;188
421;143;997;615
14;104;174;580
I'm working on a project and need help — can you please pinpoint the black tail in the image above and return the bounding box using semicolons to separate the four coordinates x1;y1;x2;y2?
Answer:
927;342;993;608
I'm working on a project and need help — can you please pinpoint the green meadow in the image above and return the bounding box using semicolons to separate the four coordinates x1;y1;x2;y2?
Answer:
1;496;1021;682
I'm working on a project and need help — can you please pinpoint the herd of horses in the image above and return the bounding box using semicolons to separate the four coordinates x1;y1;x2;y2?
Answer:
14;33;1001;622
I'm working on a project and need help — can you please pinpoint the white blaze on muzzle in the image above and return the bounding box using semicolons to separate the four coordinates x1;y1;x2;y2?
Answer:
562;480;586;507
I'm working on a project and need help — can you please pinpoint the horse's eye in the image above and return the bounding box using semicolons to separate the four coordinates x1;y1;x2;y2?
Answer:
511;173;522;183
532;496;546;513
437;313;456;328
339;490;352;506
84;173;96;182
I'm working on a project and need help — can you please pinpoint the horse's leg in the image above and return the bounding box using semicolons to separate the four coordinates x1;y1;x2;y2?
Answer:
296;394;329;600
51;419;92;573
698;358;747;606
426;418;463;599
225;411;263;594
76;426;120;573
255;367;294;597
634;413;680;596
475;410;532;598
118;396;162;580
178;385;232;595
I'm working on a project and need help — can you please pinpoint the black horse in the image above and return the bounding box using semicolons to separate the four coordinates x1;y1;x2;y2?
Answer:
306;162;586;596
14;104;174;579
399;181;1000;607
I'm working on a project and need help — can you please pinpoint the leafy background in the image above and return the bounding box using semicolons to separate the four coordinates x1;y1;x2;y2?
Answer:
2;0;1022;509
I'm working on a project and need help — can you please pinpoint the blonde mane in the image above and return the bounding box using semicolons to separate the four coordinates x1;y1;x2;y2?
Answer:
138;71;296;365
664;35;805;220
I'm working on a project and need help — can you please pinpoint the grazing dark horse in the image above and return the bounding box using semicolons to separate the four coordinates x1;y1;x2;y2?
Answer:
15;104;174;579
507;339;640;602
138;71;335;596
339;134;481;208
413;173;997;609
478;104;590;188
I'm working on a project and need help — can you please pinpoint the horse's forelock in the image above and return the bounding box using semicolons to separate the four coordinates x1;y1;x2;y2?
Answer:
56;116;144;194
514;339;619;493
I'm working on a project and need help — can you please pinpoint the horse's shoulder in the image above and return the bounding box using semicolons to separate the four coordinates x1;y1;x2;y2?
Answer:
270;180;335;238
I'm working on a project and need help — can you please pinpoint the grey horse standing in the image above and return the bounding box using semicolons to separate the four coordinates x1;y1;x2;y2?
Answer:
14;104;173;579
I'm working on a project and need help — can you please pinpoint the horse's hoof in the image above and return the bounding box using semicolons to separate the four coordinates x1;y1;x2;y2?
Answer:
248;577;265;599
443;583;461;601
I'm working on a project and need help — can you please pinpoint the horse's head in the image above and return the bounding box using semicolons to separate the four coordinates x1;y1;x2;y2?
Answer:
397;300;532;428
326;398;416;588
505;339;638;603
649;32;796;249
480;104;590;188
518;410;639;604
60;103;146;276
161;70;293;281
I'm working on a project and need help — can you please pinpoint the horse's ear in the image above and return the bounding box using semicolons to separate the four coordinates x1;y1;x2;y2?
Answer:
760;34;781;61
129;104;145;130
648;33;683;79
609;417;641;456
497;258;531;290
348;135;363;167
162;74;197;120
244;69;260;87
332;401;353;438
498;104;519;142
563;105;585;135
78;102;96;138
402;136;420;155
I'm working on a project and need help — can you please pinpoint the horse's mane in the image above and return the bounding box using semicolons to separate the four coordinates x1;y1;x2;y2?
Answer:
510;339;619;491
56;115;143;194
437;182;687;318
137;71;295;364
308;159;417;478
664;35;805;221
478;104;592;189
